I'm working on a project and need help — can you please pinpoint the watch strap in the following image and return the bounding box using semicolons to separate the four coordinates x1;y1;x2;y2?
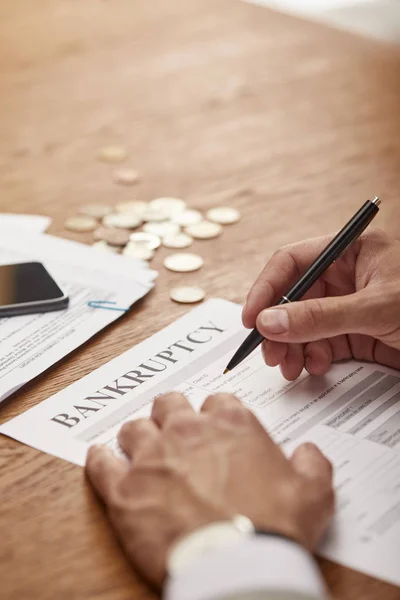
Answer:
167;515;255;577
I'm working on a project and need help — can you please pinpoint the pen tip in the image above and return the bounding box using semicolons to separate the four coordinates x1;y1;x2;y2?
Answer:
223;368;230;375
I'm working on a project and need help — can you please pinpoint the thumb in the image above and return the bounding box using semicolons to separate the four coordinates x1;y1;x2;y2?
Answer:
256;292;370;344
290;443;335;549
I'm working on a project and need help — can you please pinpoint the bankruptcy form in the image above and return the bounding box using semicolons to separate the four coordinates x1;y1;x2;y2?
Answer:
1;299;400;586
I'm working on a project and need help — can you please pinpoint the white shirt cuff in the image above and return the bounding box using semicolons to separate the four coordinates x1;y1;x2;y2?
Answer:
164;536;327;600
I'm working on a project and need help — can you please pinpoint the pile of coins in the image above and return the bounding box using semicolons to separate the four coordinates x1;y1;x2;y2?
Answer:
64;147;241;303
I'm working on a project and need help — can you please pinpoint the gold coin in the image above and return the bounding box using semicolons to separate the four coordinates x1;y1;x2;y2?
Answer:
142;206;169;222
206;207;241;224
129;232;161;250
64;215;97;232
169;286;206;304
163;253;204;273
116;201;148;217
93;226;131;246
150;197;186;217
143;221;180;237
123;243;154;261
92;240;120;253
185;221;222;239
98;145;127;163
79;204;113;219
172;209;203;227
162;233;193;249
102;213;142;229
113;168;140;186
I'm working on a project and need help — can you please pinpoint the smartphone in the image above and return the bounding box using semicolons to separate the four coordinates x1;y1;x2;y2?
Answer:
0;262;69;317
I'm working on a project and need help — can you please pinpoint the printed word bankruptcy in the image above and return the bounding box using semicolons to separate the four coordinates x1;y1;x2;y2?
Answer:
51;321;224;428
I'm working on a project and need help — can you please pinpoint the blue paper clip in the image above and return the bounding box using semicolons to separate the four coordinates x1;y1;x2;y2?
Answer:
87;300;129;312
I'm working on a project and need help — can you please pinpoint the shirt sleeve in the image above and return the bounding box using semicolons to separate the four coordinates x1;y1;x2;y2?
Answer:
164;536;328;600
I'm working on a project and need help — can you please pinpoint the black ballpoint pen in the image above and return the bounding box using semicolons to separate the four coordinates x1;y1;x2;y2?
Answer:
223;196;381;374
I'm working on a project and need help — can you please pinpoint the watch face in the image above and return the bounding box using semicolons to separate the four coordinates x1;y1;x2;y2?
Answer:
168;518;254;576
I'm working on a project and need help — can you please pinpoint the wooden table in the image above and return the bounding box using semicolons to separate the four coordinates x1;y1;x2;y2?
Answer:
1;1;400;598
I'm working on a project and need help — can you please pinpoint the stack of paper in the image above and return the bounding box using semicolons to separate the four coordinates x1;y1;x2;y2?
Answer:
0;214;157;402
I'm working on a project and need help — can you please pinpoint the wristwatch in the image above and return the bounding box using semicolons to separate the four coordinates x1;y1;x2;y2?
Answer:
167;515;255;577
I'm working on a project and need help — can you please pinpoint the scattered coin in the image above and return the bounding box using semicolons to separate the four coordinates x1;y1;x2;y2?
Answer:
98;145;127;163
207;206;241;225
123;243;154;261
94;226;131;246
162;232;193;249
185;221;222;239
143;221;180;237
113;168;140;186
169;286;206;304
150;197;186;217
102;213;142;230
163;253;204;273
92;240;119;253
79;204;113;219
172;209;203;227
64;215;97;232
116;201;148;217
129;231;161;250
142;206;169;222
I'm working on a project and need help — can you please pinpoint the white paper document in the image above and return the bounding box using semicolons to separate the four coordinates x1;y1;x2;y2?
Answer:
0;213;51;234
1;299;400;585
0;232;156;402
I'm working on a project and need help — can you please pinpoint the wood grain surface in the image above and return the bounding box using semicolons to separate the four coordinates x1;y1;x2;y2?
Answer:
1;1;400;598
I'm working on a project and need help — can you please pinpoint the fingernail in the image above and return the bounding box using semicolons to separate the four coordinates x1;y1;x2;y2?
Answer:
299;442;318;454
89;444;101;452
89;444;108;455
260;309;289;334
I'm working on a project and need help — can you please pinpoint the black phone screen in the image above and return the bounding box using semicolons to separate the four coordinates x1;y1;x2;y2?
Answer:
0;262;65;307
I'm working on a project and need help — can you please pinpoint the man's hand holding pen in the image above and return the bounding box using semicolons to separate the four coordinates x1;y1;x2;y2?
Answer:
243;229;400;380
225;197;383;372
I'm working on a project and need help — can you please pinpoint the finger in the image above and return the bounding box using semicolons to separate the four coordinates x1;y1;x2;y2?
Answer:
86;445;127;503
201;392;250;425
279;343;304;381
151;391;194;428
118;418;160;459
291;443;333;487
242;235;336;328
374;341;400;370
304;340;333;376
329;334;353;362
256;291;367;344
261;339;288;367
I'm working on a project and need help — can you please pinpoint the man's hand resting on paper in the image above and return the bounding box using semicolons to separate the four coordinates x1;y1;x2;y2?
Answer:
243;229;400;380
86;392;334;588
